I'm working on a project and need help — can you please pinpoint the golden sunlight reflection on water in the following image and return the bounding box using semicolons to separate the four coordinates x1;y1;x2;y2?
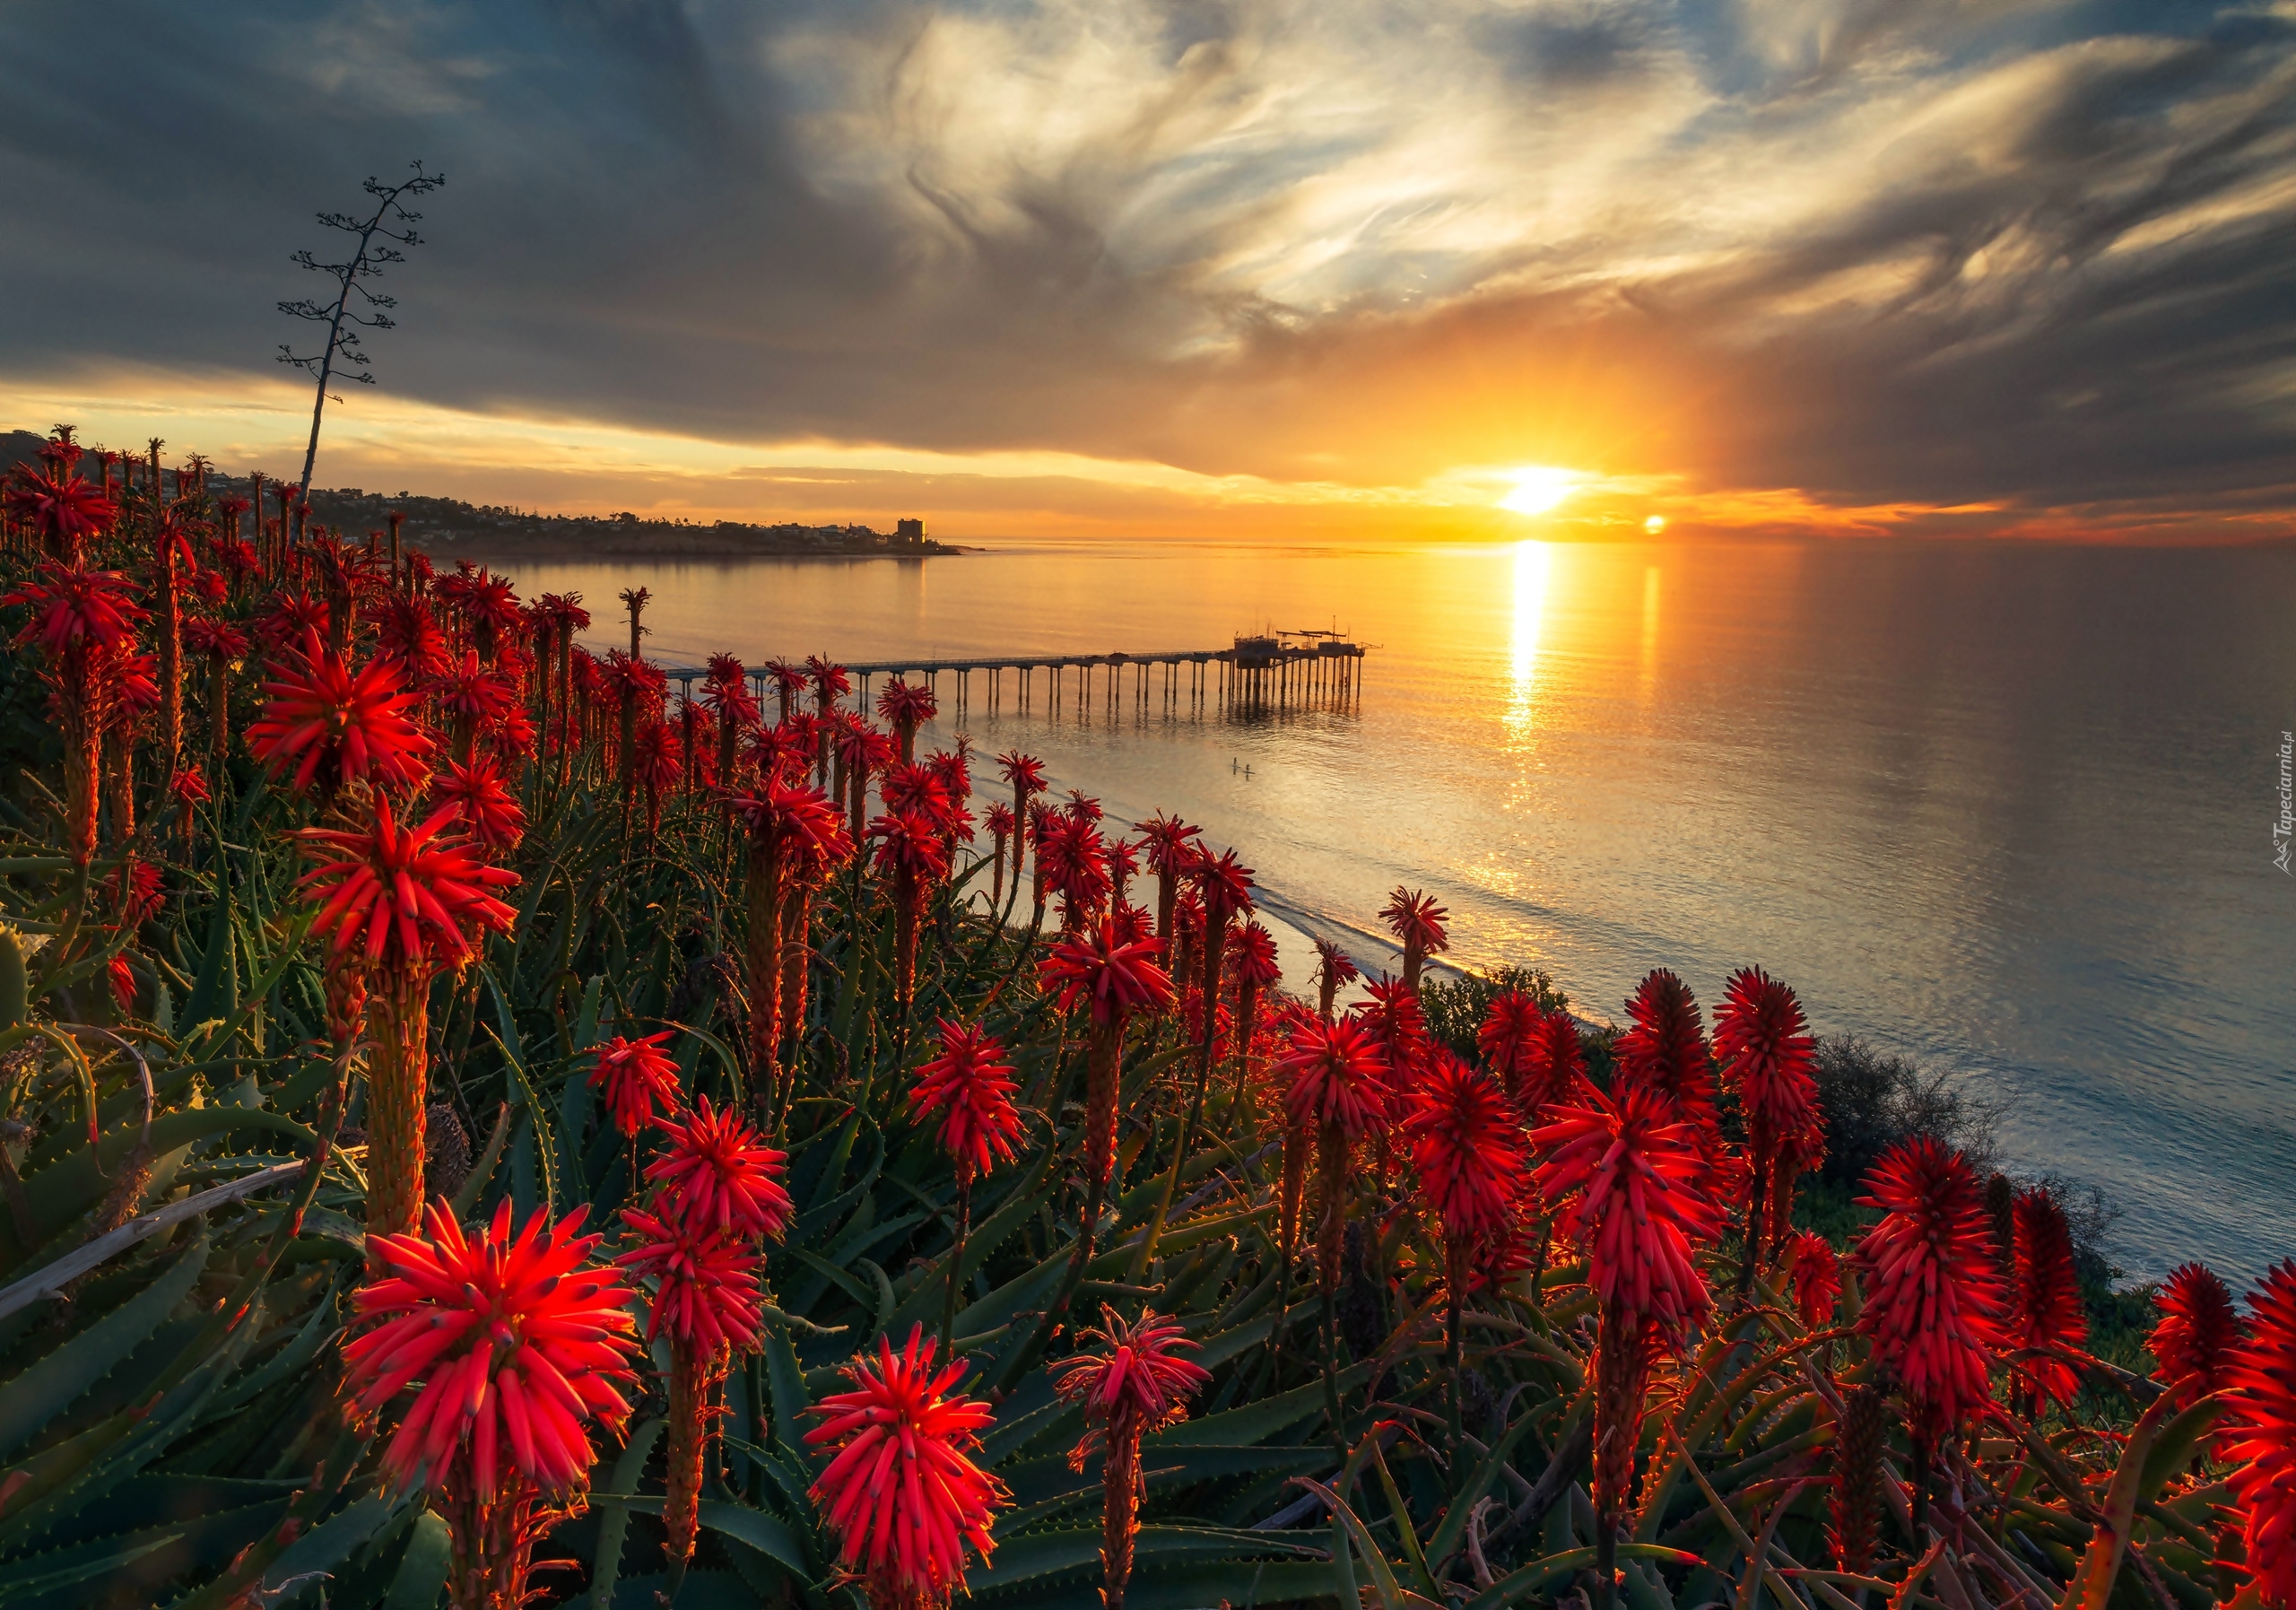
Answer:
492;536;2296;1282
1505;539;1550;737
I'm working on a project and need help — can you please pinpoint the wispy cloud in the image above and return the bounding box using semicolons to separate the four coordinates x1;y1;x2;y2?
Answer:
0;0;2289;539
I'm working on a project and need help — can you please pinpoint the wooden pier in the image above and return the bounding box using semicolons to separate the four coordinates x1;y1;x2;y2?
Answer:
659;631;1366;721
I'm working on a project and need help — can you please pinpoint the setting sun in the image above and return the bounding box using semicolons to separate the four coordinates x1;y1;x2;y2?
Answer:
1499;466;1579;516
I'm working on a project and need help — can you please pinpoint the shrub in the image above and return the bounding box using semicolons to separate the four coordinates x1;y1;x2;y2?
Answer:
1812;1033;2002;1187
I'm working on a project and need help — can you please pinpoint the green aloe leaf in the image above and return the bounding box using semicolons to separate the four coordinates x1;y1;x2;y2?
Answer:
587;1418;662;1610
383;1509;451;1610
0;1225;210;1461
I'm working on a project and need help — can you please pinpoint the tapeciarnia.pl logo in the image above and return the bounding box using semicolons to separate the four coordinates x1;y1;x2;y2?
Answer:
2275;729;2292;875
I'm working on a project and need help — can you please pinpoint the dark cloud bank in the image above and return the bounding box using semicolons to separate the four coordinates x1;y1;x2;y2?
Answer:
2;0;2291;536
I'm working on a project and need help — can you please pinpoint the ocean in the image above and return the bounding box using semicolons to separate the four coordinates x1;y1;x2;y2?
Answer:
489;535;2296;1286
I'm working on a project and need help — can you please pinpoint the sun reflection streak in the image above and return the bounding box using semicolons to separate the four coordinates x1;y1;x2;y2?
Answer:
1639;562;1662;702
1505;539;1552;741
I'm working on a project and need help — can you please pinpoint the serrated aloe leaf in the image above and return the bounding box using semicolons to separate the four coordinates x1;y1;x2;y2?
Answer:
0;1528;183;1606
587;1418;662;1610
254;1493;396;1601
1146;1363;1371;1450
382;1510;450;1610
0;1226;209;1462
970;1522;1326;1593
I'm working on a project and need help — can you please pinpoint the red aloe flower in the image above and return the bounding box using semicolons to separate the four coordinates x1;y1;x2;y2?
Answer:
703;652;761;782
1410;1049;1531;1443
1534;1083;1723;1333
1137;813;1201;943
587;1031;682;1138
984;801;1017;909
1278;1015;1389;1292
1409;1050;1528;1250
762;657;807;724
430;648;516;760
377;596;450;678
805;655;852;712
435;753;526;850
910;1019;1024;1191
1356;978;1432;1147
2150;1262;2246;1406
1183;848;1255;1136
3;463;115;561
1714;966;1822;1263
346;1199;641;1489
1478;990;1544;1106
647;1094;795;1243
106;859;165;927
836;718;896;843
1523;1005;1590;1118
297;796;520;978
616;1205;766;1571
751;716;813;784
871;808;952;1017
2222;1260;2296;1608
996;751;1048;901
1112;900;1154;946
1226;919;1281;1117
5;564;146;868
1379;886;1448;989
927;739;970;794
1534;1083;1724;1596
732;778;854;1111
1780;1229;1841;1329
874;673;943;753
1040;915;1176;1028
256;587;331;651
1051;1307;1211;1610
1282;1016;1390;1148
1854;1137;2006;1458
603;648;665;815
1100;832;1140;904
297;795;518;1236
248;627;434;799
434;563;523;661
619;1206;763;1357
632;718;682;831
880;760;954;828
2007;1187;2088;1409
344;1200;641;1610
107;953;137;1014
1312;936;1359;1022
1615;968;1718;1136
1039;813;1112;929
183;615;248;767
168;765;211;811
805;1325;1008;1610
1040;915;1176;1259
911;1017;1025;1347
776;793;856;1093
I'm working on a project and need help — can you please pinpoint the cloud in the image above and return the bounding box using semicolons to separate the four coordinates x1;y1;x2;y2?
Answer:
0;0;2288;538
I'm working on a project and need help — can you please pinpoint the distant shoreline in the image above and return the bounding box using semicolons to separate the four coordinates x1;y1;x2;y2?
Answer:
290;482;963;563
0;433;961;561
400;528;969;564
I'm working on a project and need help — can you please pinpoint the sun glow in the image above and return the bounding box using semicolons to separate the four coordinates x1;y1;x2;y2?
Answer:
1499;466;1580;516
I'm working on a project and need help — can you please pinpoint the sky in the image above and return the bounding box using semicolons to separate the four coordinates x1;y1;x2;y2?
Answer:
2;0;2292;542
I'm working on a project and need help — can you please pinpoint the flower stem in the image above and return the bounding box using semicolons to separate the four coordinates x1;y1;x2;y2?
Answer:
941;1176;970;1356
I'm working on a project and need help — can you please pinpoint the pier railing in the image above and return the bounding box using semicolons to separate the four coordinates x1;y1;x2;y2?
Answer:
655;640;1367;720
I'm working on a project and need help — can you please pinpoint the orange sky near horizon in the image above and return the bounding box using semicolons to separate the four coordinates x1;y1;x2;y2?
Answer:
11;366;2288;548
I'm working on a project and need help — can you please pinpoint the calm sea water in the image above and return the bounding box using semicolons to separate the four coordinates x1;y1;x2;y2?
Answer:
497;536;2296;1285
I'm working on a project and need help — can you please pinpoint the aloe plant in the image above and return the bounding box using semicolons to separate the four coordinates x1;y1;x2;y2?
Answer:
0;441;2282;1609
